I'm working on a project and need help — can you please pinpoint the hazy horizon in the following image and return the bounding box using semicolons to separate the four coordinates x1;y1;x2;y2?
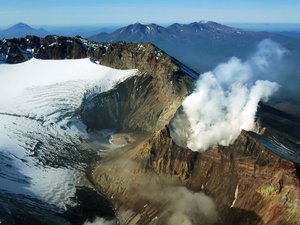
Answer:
1;22;300;33
1;0;300;28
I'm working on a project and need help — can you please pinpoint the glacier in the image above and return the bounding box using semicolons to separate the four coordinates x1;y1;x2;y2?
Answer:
0;58;137;209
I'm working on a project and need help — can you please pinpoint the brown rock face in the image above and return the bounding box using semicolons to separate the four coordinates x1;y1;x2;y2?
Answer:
147;127;300;225
34;36;87;59
91;123;299;225
1;35;90;63
90;101;300;225
80;43;194;133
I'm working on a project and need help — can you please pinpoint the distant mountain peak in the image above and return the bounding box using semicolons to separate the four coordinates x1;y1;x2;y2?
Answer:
88;22;171;42
15;22;29;25
131;22;159;28
120;22;165;35
0;22;49;39
11;22;32;29
134;22;154;26
199;20;209;24
198;20;218;24
191;21;221;27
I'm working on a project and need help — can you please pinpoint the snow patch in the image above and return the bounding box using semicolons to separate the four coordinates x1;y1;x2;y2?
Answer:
230;184;239;208
137;43;145;51
0;58;137;108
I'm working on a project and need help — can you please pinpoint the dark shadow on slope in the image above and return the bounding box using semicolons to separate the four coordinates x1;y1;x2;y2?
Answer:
257;103;300;140
222;208;265;225
0;150;67;225
64;187;116;225
0;150;115;225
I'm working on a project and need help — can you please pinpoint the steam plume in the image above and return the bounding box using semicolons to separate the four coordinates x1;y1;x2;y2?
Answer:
171;39;285;151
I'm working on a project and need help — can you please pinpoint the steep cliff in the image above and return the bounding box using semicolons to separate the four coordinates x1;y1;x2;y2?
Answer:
79;43;194;133
92;111;300;225
145;104;300;225
148;128;299;225
89;81;300;225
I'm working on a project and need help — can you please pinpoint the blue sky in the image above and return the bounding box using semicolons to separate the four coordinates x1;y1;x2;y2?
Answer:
1;0;300;27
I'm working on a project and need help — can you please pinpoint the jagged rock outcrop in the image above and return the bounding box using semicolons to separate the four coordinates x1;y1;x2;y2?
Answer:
79;42;196;132
0;35;101;63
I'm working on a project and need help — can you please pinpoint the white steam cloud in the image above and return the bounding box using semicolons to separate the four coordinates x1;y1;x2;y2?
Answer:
171;39;286;152
135;179;218;225
162;187;218;225
97;158;218;225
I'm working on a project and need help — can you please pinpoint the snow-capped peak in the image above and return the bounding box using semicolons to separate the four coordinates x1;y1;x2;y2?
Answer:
199;20;209;24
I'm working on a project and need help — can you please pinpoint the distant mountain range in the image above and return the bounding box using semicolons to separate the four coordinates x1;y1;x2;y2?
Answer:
89;21;251;42
1;21;299;74
88;21;292;73
0;22;49;39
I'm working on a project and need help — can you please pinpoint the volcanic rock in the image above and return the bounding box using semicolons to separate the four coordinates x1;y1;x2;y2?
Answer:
1;36;299;225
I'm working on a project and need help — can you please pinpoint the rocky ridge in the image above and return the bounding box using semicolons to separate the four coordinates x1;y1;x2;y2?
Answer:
0;35;195;133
